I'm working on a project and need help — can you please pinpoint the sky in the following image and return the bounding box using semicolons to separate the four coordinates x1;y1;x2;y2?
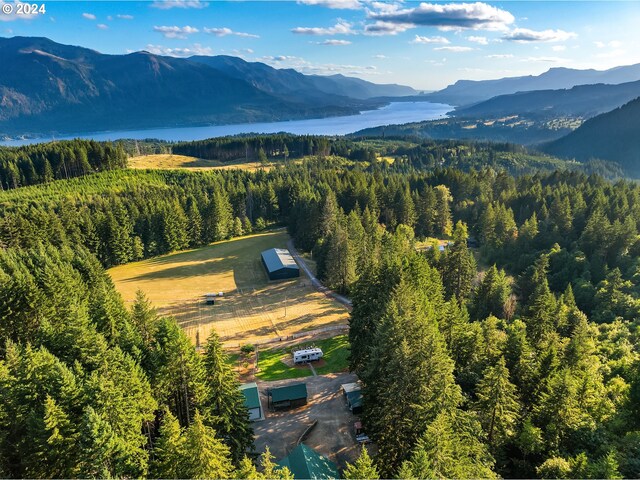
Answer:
1;0;639;90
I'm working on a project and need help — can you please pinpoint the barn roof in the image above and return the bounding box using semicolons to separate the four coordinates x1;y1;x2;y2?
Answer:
239;382;261;410
277;443;339;480
261;248;299;273
269;382;308;403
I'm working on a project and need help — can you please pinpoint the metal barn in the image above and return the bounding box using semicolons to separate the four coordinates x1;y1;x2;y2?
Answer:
261;248;300;281
239;382;264;421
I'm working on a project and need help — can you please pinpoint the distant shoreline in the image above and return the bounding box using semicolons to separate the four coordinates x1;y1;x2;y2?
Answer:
0;101;451;147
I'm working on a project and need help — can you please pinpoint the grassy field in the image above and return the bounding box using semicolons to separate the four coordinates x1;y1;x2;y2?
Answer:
256;335;350;381
108;230;349;347
128;154;276;171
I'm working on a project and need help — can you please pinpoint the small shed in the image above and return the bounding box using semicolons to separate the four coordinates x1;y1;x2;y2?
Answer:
341;382;363;414
268;382;308;409
261;248;300;281
276;443;339;480
239;382;264;421
293;347;323;364
204;293;217;305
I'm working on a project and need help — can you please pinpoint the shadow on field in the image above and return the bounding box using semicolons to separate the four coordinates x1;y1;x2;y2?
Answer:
127;256;236;281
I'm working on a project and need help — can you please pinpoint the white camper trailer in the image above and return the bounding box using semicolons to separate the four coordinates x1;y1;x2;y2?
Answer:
293;347;323;364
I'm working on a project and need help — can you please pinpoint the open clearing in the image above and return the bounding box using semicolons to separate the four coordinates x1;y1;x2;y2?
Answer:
128;154;275;171
257;335;350;381
108;230;349;347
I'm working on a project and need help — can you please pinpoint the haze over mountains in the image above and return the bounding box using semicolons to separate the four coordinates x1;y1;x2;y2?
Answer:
0;36;415;136
453;80;640;120
426;64;640;106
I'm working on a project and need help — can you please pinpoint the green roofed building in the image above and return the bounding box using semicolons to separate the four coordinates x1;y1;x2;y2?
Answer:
261;248;300;281
277;443;339;480
268;382;308;409
239;382;264;421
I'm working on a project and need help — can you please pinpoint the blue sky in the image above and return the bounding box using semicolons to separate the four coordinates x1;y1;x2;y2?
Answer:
1;0;639;89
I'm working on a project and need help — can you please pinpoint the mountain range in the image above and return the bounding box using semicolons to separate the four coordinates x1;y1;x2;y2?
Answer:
426;64;640;106
0;36;416;137
453;80;640;120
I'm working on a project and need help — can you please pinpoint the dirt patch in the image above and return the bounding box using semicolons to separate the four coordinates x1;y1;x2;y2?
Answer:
253;372;362;471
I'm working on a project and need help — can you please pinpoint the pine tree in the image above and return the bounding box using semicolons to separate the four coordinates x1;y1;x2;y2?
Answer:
474;356;521;447
434;185;453;236
363;274;461;474
399;410;497;479
260;446;293;480
442;221;476;301
180;410;233;479
203;331;254;464
151;409;185;479
343;447;379;479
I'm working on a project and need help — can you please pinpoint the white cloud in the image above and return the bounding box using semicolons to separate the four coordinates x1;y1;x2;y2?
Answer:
117;14;134;20
259;55;378;76
297;0;362;9
434;46;474;52
552;45;566;52
292;20;354;35
595;40;623;49
373;54;387;59
503;28;576;43
153;25;199;39
315;39;352;45
150;0;208;9
82;12;96;20
143;43;214;57
486;53;513;59
0;1;37;21
97;23;108;30
204;27;259;38
520;56;567;63
367;2;515;32
231;48;254;55
411;35;450;44
364;20;413;36
467;35;488;45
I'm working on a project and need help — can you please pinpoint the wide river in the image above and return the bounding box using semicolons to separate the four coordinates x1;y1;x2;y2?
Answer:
1;101;451;147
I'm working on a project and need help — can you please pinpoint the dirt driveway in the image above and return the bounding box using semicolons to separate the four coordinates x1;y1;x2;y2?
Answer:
253;372;361;470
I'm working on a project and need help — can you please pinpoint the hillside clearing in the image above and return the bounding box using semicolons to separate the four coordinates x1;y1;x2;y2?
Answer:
128;154;274;171
108;230;349;347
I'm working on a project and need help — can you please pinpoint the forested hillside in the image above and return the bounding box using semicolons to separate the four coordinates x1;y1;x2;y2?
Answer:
1;146;640;478
544;96;640;175
1;135;621;191
0;140;127;189
453;81;640;120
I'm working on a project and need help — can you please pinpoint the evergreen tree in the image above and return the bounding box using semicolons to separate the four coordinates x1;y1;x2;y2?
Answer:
343;447;379;480
442;221;476;301
399;410;497;479
474;356;521;447
181;410;233;479
203;331;254;464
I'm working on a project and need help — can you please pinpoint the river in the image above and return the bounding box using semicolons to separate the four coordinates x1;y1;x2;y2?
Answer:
0;101;451;147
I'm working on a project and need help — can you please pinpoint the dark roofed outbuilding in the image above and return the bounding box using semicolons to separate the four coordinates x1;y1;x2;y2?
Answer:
267;382;308;409
261;248;300;281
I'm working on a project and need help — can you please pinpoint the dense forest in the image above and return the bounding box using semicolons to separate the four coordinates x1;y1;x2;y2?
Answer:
0;134;624;191
0;137;639;478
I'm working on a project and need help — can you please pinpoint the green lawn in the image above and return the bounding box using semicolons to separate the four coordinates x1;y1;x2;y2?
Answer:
256;335;350;381
256;348;313;381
